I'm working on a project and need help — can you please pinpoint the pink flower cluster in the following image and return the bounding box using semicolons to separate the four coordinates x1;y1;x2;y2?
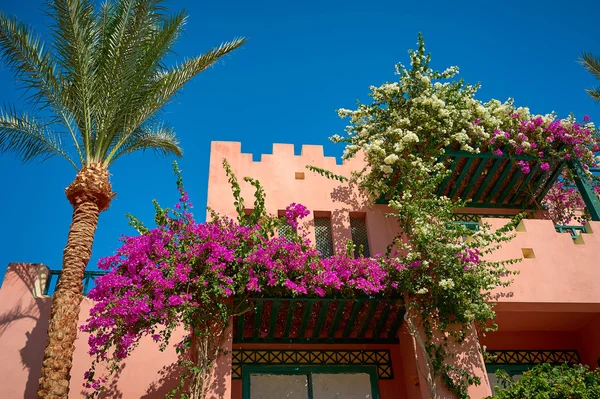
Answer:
81;196;416;375
542;181;588;225
473;114;599;223
456;248;481;270
485;116;598;174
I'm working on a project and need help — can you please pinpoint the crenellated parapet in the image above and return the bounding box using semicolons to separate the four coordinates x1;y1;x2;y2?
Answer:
207;142;364;218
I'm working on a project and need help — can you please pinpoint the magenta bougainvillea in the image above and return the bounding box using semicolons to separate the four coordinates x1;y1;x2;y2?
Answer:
81;159;518;399
80;162;407;396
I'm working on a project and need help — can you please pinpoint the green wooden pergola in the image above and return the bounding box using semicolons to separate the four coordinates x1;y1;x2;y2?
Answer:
233;297;405;344
378;148;600;221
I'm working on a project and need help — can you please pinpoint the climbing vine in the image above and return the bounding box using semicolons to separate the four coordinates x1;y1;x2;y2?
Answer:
318;34;598;397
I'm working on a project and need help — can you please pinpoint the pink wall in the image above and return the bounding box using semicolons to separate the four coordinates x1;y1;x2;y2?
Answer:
206;141;399;256
0;263;232;399
2;141;600;399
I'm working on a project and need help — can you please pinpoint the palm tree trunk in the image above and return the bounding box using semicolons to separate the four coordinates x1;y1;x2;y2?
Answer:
37;164;113;399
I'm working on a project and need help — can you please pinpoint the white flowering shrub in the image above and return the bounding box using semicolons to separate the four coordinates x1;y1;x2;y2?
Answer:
319;34;598;398
334;34;599;225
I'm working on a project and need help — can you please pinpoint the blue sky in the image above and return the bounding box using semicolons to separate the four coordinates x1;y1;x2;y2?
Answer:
0;0;599;282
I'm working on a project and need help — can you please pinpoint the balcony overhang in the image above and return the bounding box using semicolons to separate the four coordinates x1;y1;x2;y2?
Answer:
233;297;405;345
437;149;563;209
375;145;600;220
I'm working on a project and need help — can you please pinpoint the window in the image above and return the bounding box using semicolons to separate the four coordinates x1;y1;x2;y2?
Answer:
243;365;379;399
486;365;528;395
350;216;370;257
314;216;334;258
278;217;295;242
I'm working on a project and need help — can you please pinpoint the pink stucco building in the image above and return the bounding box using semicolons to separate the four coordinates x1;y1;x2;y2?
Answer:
1;141;600;398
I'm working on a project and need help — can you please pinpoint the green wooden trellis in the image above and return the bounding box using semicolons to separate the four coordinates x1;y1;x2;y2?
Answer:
376;149;600;221
234;297;405;344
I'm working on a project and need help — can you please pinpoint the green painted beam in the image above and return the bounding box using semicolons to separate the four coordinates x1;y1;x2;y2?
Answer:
253;300;263;339
463;202;532;209
449;157;475;199
462;158;489;201
508;164;539;205
387;308;405;339
498;168;523;204
520;144;566;206
307;373;315;399
487;162;515;203
313;301;330;338
568;160;600;221
536;162;565;204
343;301;364;339
329;300;347;339
522;165;552;207
236;314;244;341
298;300;314;338
472;157;503;203
437;158;458;196
283;301;296;338
445;150;539;161
358;301;378;339
234;336;400;345
83;275;91;294
372;305;392;339
268;300;281;340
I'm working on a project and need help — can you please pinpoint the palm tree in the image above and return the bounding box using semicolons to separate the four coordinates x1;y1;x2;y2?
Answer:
581;52;600;101
0;0;245;397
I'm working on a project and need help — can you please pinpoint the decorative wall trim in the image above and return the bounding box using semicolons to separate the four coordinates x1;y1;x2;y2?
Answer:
232;349;393;380
485;350;581;365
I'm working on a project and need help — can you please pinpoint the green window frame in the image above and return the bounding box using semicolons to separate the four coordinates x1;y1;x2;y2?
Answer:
242;364;380;399
486;364;531;378
486;364;531;394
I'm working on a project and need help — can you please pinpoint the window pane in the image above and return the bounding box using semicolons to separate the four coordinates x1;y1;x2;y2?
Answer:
250;374;309;399
312;373;372;399
278;218;295;242
314;217;334;257
350;217;370;257
487;373;499;395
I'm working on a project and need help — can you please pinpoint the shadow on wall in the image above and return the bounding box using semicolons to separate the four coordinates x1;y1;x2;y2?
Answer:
142;362;181;398
444;324;491;396
93;364;125;399
142;351;230;398
0;263;51;399
330;183;371;254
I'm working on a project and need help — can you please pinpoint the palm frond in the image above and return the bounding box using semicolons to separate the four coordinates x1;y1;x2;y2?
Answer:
94;3;187;160
0;14;59;108
106;122;181;165
0;0;245;170
581;52;600;80
586;87;600;102
48;0;98;161
0;12;84;164
104;37;246;164
132;37;246;127
0;108;76;167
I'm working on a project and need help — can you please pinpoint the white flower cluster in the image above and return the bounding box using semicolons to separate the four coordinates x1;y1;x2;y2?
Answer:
438;278;455;290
